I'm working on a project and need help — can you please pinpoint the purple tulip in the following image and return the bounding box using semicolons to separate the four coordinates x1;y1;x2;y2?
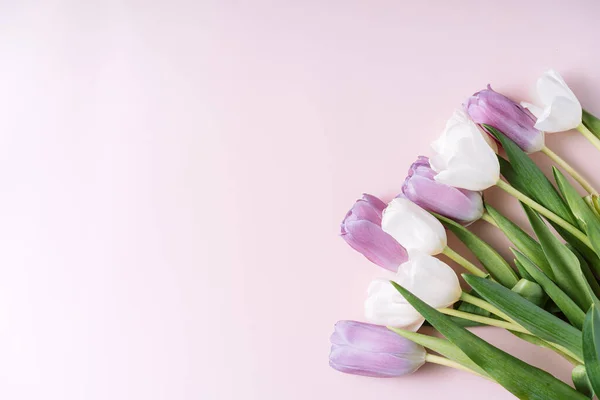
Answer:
465;85;544;153
329;320;426;378
340;194;408;272
401;156;483;224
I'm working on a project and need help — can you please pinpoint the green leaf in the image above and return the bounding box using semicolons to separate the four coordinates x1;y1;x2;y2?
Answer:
390;281;588;400
583;109;600;139
558;227;600;279
572;365;594;398
435;213;518;287
488;126;577;226
554;167;600;260
523;205;594;311
486;204;554;279
583;304;600;395
463;274;583;359
387;328;488;377
512;331;579;364
499;156;600;273
567;244;600;300
514;258;534;281
512;249;585;329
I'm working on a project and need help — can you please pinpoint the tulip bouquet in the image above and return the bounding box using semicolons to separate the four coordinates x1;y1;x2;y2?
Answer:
330;70;600;399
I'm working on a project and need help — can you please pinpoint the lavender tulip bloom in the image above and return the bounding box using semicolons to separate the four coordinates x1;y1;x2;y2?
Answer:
465;85;544;153
329;321;426;378
401;156;483;224
341;194;408;272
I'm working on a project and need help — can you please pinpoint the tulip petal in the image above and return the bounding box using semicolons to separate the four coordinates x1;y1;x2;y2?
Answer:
466;86;544;153
361;194;386;214
342;220;408;271
532;96;582;133
430;110;499;191
522;69;582;133
404;173;483;223
329;345;425;378
364;253;461;329
381;198;447;255
343;198;382;226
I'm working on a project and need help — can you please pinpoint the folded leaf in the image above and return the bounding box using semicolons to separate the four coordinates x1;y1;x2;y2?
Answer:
463;274;583;359
435;213;518;287
523;205;594;311
486;204;554;279
583;304;600;396
390;281;588;400
511;279;546;307
512;249;585;329
572;365;594;399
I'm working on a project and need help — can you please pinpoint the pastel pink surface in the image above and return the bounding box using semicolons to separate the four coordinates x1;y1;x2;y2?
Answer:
1;1;600;399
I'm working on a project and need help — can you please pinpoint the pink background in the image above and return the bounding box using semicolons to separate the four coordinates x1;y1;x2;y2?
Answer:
1;1;600;399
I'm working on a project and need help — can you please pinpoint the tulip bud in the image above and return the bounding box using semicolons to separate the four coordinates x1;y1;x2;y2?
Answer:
430;110;500;191
329;320;426;378
401;156;484;224
364;251;462;329
521;69;582;133
381;197;447;255
465;85;544;153
341;194;409;272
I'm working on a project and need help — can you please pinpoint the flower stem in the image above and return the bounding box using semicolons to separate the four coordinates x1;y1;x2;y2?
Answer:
577;123;600;152
459;292;515;323
438;308;529;333
441;246;487;277
541;146;597;195
424;354;490;380
495;179;593;249
480;211;499;228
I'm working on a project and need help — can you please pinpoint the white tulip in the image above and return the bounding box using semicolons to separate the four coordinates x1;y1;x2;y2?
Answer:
521;69;582;133
429;110;500;191
381;198;447;255
364;251;462;329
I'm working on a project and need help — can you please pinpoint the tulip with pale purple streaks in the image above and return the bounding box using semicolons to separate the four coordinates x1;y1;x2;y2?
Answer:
401;156;483;224
329;320;426;378
465;85;544;153
340;194;408;272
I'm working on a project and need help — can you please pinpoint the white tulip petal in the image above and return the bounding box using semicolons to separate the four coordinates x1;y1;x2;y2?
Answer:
381;198;447;255
430;110;500;191
533;96;582;133
523;69;582;133
364;252;462;329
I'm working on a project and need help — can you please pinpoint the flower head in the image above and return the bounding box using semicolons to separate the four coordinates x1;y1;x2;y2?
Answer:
329;320;426;377
401;156;483;224
341;194;408;272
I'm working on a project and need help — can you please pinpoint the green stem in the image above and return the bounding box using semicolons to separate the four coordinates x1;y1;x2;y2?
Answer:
460;292;515;323
495;179;593;249
424;354;490;380
577;123;600;152
480;211;499;228
541;146;597;195
441;246;487;277
438;308;529;333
